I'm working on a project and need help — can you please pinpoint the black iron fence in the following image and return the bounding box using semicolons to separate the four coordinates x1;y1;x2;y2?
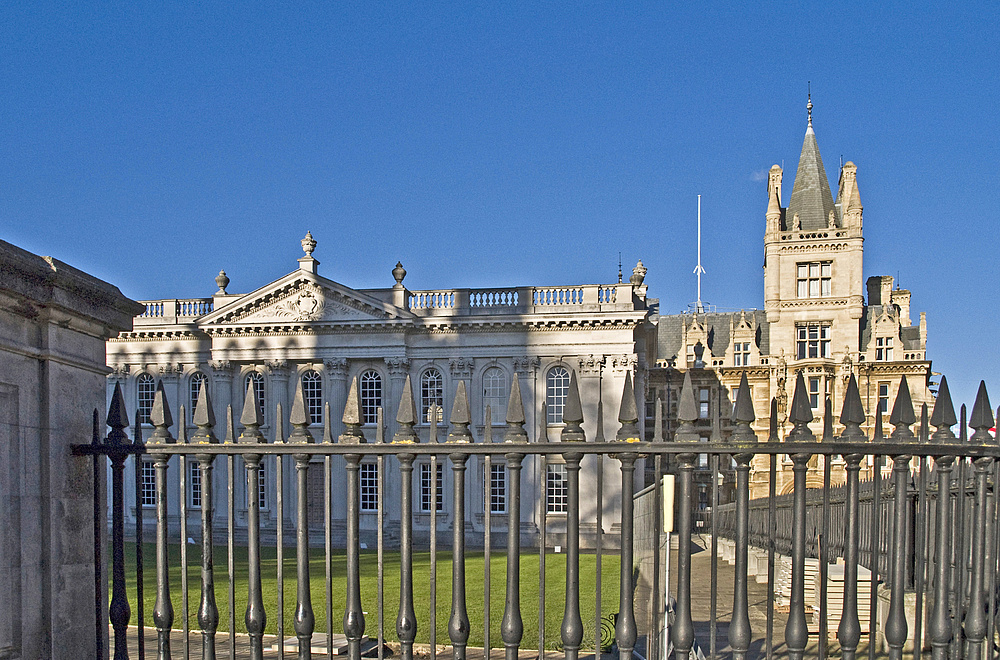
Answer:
76;369;999;660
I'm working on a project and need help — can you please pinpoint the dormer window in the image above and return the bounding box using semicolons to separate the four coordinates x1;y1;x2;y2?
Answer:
733;342;751;366
797;262;832;298
876;337;894;361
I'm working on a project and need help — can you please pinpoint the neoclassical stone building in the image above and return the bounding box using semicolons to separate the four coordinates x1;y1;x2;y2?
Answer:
107;233;655;546
649;102;933;499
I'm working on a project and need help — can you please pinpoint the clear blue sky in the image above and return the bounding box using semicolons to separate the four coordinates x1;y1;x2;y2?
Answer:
2;3;997;410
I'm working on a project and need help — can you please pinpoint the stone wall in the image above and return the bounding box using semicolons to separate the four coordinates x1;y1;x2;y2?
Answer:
0;241;141;660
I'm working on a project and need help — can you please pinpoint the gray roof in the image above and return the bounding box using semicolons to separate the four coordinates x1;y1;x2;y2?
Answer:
859;305;922;352
784;125;838;231
656;309;769;364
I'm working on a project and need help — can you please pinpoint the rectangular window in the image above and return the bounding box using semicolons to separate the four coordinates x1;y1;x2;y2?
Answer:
796;323;831;359
809;377;821;409
245;464;267;509
878;382;890;415
488;463;506;514
698;388;710;419
420;462;444;513
686;345;696;368
734;341;751;366
876;337;894;361
360;463;379;512
189;460;202;508
140;460;156;507
546;464;568;513
797;261;832;299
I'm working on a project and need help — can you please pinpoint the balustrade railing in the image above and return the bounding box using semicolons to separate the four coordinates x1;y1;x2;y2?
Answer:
76;370;1000;660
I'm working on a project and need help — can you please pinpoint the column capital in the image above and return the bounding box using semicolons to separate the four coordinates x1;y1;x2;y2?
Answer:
577;354;604;376
512;356;539;376
449;357;474;379
385;356;410;377
324;357;349;378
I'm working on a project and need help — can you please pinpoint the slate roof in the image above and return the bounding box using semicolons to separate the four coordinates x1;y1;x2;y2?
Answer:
784;124;838;231
859;305;923;352
656;309;769;364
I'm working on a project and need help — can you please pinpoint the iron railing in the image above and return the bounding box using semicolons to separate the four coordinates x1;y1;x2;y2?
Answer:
76;369;999;660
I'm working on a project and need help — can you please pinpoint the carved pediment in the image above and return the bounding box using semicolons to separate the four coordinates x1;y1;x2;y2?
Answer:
202;274;406;327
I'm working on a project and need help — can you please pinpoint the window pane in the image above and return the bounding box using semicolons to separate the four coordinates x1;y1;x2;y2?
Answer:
360;371;382;425
421;369;444;423
546;367;571;424
189;460;202;508
546;464;568;513
798;280;807;298
821;263;831;277
483;368;508;424
141;460;156;507
302;370;323;424
798;264;807;278
360;463;379;512
821;279;831;296
809;279;819;297
810;263;819;277
137;374;156;424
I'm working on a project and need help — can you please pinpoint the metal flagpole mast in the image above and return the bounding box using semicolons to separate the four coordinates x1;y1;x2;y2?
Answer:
694;195;705;313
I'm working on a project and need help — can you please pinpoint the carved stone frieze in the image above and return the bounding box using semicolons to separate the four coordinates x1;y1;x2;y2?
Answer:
512;356;540;375
208;360;233;376
323;357;348;377
449;357;474;378
385;357;411;376
610;354;637;372
158;363;183;376
108;363;130;380
577;354;604;375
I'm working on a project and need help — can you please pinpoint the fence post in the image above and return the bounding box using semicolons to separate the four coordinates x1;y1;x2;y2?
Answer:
149;383;175;660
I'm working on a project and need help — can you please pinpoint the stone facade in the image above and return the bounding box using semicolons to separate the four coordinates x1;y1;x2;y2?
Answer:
649;109;933;499
107;235;655;547
0;240;142;660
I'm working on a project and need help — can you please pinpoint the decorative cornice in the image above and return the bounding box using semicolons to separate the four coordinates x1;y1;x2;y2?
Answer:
779;297;849;309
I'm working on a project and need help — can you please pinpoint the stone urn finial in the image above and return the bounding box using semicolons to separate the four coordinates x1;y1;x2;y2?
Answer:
301;230;317;257
215;270;230;294
630;260;647;285
392;261;406;286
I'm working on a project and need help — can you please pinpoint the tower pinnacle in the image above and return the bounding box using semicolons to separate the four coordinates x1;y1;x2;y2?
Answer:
807;83;813;129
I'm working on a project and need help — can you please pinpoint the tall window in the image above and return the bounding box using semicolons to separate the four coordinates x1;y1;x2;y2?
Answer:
420;369;444;424
797;261;832;298
546;464;568;513
188;460;202;508
488;463;507;514
733;342;751;366
244;372;266;424
796;323;831;359
420;462;444;512
546;367;571;424
876;337;894;361
137;373;156;424
878;382;890;415
140;460;156;507
483;368;508;424
809;377;821;409
359;370;382;425
190;372;207;423
302;370;323;424
360;463;379;512
698;388;710;419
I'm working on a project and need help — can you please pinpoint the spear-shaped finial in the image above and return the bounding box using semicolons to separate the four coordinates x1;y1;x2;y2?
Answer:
289;381;314;444
675;371;700;443
393;375;419;444
191;382;218;444
787;372;815;442
822;397;834;442
339;377;367;444
107;382;130;445
447;380;473;443
149;381;175;444
561;371;585;442
889;376;916;442
224;404;235;444
838;374;867;442
504;376;528;443
969;381;995;444
238;380;266;444
729;372;757;446
274;402;286;444
768;398;779;442
616;371;640;443
322;402;334;443
930;375;958;441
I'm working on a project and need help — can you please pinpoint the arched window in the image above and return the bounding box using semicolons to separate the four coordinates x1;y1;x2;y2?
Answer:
244;371;266;424
482;367;508;424
420;368;444;424
189;372;207;423
301;370;323;424
137;373;156;424
546;366;571;424
359;370;382;426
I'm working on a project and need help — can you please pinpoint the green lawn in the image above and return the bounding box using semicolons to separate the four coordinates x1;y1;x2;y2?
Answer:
120;543;621;650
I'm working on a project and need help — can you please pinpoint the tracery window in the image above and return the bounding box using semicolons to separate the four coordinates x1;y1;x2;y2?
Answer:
546;367;571;424
302;370;323;424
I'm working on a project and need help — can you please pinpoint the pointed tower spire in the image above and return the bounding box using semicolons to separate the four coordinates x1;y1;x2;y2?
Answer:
786;94;837;231
504;376;528;443
930;375;958;441
561;371;585;443
447;380;473;443
839;374;867;442
616;371;640;443
730;372;757;446
889;376;916;441
393;375;419;444
149;381;175;444
787;371;815;442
